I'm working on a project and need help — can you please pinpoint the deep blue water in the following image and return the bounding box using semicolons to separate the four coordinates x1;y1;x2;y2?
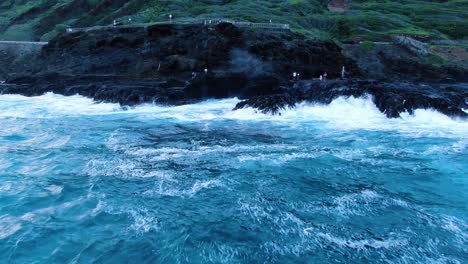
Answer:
0;93;467;263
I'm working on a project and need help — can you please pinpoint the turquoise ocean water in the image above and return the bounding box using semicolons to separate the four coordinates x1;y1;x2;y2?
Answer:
0;93;467;263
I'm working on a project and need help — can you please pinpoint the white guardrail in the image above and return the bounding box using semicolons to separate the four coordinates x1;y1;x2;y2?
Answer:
0;41;48;45
67;19;290;33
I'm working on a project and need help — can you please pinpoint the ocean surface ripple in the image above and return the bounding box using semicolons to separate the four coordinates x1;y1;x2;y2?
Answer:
1;93;467;263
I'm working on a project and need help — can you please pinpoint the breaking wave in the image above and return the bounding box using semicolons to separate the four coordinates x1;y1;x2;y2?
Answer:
0;93;466;137
0;92;467;263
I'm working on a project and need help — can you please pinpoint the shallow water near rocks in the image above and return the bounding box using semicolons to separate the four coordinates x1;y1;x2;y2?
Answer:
0;93;467;263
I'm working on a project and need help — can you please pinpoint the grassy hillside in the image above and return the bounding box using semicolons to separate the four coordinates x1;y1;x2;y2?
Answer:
0;0;466;41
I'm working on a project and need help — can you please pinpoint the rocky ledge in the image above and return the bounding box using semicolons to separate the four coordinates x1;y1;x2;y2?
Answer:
1;23;467;119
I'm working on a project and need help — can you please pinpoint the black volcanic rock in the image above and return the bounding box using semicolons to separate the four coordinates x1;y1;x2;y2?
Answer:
18;24;358;81
234;80;468;118
1;23;467;119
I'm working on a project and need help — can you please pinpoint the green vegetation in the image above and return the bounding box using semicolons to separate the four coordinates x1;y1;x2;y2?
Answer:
0;0;466;41
422;54;447;67
360;41;376;51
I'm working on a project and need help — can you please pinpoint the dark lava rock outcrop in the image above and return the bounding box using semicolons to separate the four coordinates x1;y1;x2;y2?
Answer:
1;23;467;119
19;23;357;80
234;80;468;119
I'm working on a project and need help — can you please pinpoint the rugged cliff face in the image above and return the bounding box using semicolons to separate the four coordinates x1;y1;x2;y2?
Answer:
0;42;42;80
1;23;467;119
342;43;467;83
27;23;356;80
2;23;357;104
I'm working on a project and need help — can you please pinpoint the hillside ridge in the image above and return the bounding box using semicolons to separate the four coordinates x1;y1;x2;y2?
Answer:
1;0;466;42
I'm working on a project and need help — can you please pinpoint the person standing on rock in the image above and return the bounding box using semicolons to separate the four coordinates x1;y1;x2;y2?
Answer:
323;72;328;81
341;66;346;79
293;72;297;81
320;75;323;81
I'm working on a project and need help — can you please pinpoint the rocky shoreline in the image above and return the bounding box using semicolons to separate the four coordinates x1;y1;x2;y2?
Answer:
1;23;467;119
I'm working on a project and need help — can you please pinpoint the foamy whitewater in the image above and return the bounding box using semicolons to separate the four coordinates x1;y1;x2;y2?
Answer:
1;93;467;263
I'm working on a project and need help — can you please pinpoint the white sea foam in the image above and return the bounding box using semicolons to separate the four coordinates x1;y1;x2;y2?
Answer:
1;93;466;137
0;181;26;196
317;232;408;250
329;190;411;217
128;209;159;234
45;185;63;195
200;242;240;263
424;139;467;154
0;216;22;240
152;179;222;198
236;151;320;164
43;135;71;149
101;202;159;234
0;182;12;193
441;215;468;245
0;93;120;118
20;213;35;221
333;190;381;215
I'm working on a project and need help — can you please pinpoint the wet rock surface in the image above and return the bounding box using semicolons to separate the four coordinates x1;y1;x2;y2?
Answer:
1;23;467;119
234;80;468;118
